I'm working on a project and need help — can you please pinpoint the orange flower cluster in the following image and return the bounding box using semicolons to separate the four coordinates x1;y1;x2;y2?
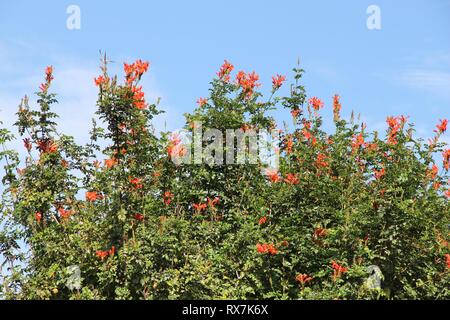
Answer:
435;119;448;134
94;75;106;86
308;97;324;111
256;243;277;255
58;208;73;220
39;66;54;92
265;169;281;183
386;115;407;145
23;138;32;151
331;260;348;280
167;133;187;160
217;60;234;82
86;191;101;202
316;153;329;168
285;136;294;154
96;246;115;260
131;85;147;110
333;94;341;121
352;133;365;152
258;216;267;225
374;167;386;180
207;197;220;208
291;109;301;119
193;202;207;212
124;59;149;85
163;191;173;205
271;74;286;90
104;157;118;169
295;273;313;285
314;228;328;238
443;149;450;171
427;164;439;180
445;254;450;269
236;70;260;98
284;173;299;185
129;177;143;190
37;139;58;154
196;97;208;107
35;212;42;223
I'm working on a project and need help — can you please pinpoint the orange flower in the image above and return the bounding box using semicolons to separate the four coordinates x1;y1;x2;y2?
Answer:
131;85;147;109
267;244;277;255
94;75;106;86
236;71;260;98
193;202;207;212
386;115;407;145
86;191;100;202
291;109;301;119
443;149;450;171
445;254;450;269
196;97;208;107
124;59;150;84
352;134;365;151
333;94;341;121
129;177;143;189
314;228;328;238
61;159;69;169
37;139;58;154
258;216;267;225
134;213;144;221
217;60;234;81
308;97;324;110
256;243;277;255
163;191;173;205
96;250;108;260
93;160;101;168
45;66;53;79
435;119;448;134
35;212;42;223
374;167;385;180
104;158;117;169
285;136;294;154
427;164;438;180
39;66;54;92
23;138;32;151
207;197;220;208
295;274;313;285
271;74;286;90
256;243;268;254
96;246;115;260
331;260;348;280
265;169;281;183
316;153;329;168
284;173;299;185
58;208;73;220
167;133;187;159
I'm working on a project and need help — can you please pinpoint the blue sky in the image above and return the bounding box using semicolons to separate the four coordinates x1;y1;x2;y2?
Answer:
0;0;449;146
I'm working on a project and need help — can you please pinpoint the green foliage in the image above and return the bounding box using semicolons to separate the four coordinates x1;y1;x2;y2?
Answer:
0;57;449;300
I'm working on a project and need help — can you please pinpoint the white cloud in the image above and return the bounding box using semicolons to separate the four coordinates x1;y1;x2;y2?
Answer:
0;39;179;152
394;69;450;99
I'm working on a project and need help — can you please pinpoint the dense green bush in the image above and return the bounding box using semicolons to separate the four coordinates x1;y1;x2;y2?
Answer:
0;57;449;299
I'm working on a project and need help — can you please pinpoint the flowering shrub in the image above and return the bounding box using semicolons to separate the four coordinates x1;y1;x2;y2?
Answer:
0;57;449;300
